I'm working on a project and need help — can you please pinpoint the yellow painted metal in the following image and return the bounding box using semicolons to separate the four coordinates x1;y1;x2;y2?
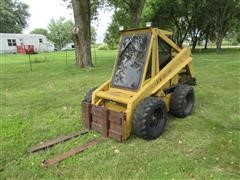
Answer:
162;94;171;112
154;32;159;76
104;101;126;112
108;87;135;96
90;27;194;141
92;80;110;104
96;90;130;104
158;31;181;52
141;32;154;87
151;29;159;77
125;48;192;138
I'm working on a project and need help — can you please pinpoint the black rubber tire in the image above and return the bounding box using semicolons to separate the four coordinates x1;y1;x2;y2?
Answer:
170;84;195;118
133;97;167;140
83;87;97;103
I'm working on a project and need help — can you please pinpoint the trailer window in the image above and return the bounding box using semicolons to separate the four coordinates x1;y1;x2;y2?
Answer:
39;38;43;43
7;39;16;46
20;39;23;45
112;33;151;90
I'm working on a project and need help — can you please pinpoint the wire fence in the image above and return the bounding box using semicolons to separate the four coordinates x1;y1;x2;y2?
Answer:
25;48;98;72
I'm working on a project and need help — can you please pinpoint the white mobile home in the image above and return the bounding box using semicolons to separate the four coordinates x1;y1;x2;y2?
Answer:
0;33;55;54
61;42;75;51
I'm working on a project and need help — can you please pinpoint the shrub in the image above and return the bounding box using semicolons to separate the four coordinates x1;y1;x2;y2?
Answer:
97;44;109;50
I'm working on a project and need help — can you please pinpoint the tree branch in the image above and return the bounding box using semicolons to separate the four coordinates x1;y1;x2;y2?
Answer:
122;0;131;7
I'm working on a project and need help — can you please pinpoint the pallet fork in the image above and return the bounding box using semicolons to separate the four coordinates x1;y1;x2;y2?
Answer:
28;130;106;167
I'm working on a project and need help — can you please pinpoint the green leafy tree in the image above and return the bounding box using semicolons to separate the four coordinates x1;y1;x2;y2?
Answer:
208;0;240;51
104;9;131;49
63;0;104;20
143;0;240;50
104;0;146;48
142;0;193;47
224;20;240;45
187;0;207;50
48;17;74;50
237;31;240;43
0;0;30;33
30;28;49;39
106;0;146;27
202;19;216;49
225;31;240;45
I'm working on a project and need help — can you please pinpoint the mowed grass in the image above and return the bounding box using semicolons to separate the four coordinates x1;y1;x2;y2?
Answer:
0;49;239;179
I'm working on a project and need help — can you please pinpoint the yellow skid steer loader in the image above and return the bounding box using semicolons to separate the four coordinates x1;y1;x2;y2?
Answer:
82;27;196;142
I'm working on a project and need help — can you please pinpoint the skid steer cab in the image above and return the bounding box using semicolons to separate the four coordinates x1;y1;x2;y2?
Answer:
82;27;196;142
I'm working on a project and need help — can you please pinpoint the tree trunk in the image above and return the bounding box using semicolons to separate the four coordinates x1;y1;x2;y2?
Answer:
72;0;93;68
131;10;140;27
204;33;209;49
216;32;223;52
177;34;187;48
191;38;197;51
129;0;145;28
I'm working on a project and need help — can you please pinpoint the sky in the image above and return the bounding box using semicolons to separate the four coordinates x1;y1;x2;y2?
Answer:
20;0;113;43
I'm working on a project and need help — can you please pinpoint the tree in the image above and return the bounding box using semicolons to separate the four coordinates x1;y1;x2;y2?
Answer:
208;0;240;51
71;0;93;67
104;9;130;49
237;31;240;43
143;0;194;47
187;0;206;50
0;0;30;33
202;19;215;49
63;0;104;67
104;0;146;48
30;28;49;39
144;0;210;49
142;0;240;50
48;17;74;50
106;0;146;27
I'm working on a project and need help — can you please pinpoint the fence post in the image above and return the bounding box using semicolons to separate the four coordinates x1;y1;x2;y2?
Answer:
65;51;68;65
28;54;32;72
94;46;97;66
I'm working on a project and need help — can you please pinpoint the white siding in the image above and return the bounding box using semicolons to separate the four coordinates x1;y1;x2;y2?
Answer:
61;43;75;51
0;33;55;53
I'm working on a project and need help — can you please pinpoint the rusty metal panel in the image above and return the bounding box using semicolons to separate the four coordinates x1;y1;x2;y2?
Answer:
82;103;125;142
82;102;92;129
109;122;123;133
108;111;124;142
92;116;103;124
102;109;108;137
91;122;102;132
91;106;105;117
108;111;123;125
108;130;122;142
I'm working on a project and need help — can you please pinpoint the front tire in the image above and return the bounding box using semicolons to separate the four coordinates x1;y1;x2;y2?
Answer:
83;87;97;103
170;84;195;118
133;97;167;140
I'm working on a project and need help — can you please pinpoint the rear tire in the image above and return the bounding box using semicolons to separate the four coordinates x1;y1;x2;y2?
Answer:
170;84;195;118
83;87;97;103
133;97;167;140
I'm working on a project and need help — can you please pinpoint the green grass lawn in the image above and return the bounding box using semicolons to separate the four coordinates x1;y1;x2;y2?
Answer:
1;49;240;179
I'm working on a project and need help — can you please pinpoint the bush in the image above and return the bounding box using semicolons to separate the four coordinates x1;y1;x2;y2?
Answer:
97;44;109;50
